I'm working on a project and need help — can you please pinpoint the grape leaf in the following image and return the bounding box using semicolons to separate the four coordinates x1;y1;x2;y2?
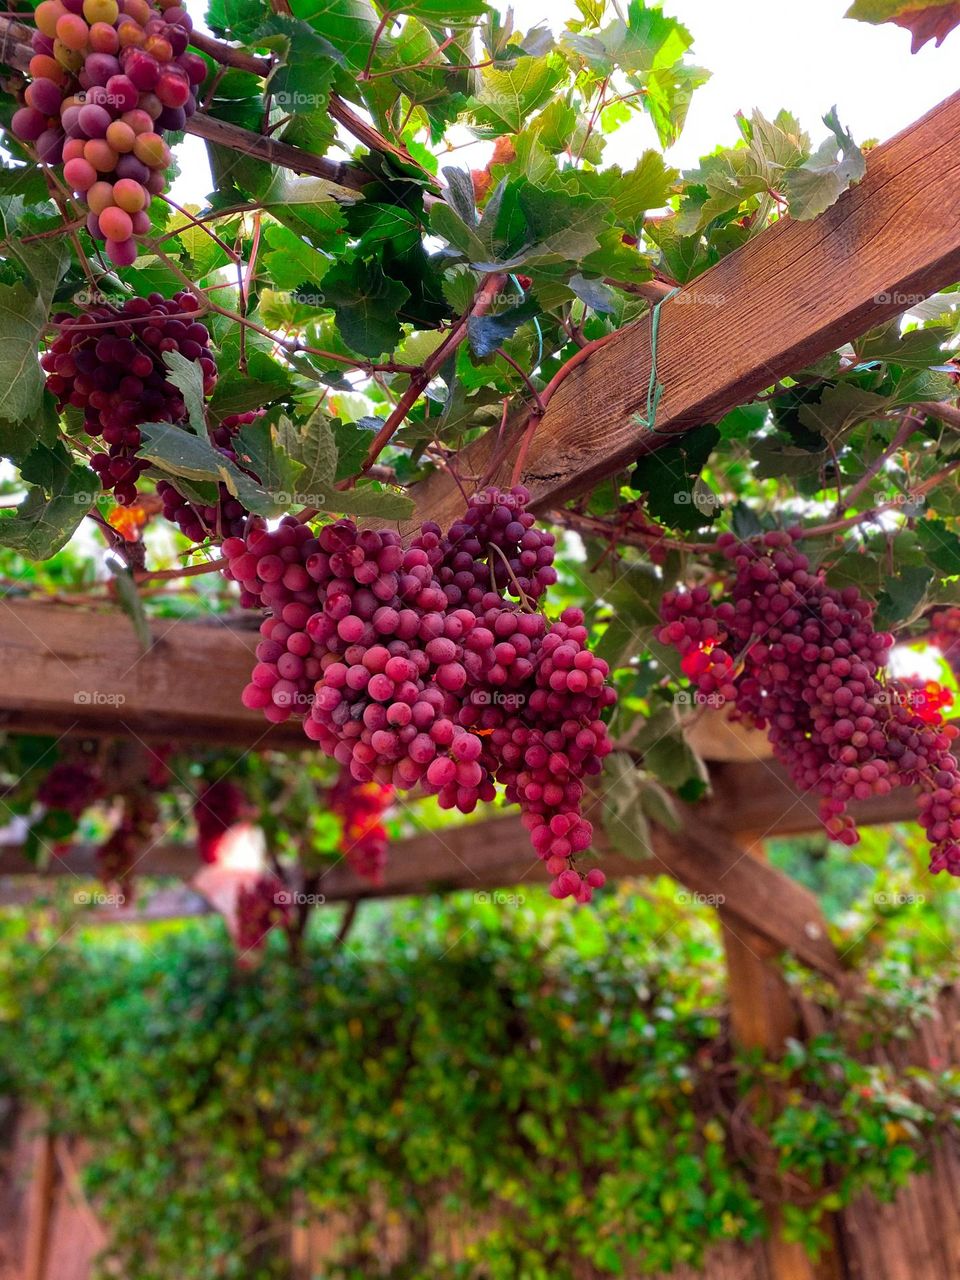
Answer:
782;108;866;221
321;259;411;357
630;423;720;531
0;443;96;559
467;55;566;132
601;752;652;860
0;283;50;428
162;351;207;433
467;295;539;356
287;0;381;69
138;422;279;515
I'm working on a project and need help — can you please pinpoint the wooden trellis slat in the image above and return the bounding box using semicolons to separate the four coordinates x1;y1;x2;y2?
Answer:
402;89;960;530
0;808;840;975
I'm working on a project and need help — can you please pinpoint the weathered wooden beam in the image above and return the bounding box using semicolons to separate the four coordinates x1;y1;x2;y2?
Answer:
0;602;929;844
0;600;303;750
403;90;960;529
0;808;840;975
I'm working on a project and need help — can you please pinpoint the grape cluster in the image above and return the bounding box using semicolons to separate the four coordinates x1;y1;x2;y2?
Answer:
96;790;158;891
194;775;250;864
223;488;616;901
157;410;259;543
42;291;216;502
928;608;960;684
14;0;205;266
235;874;290;957
329;774;392;884
659;529;960;875
36;759;102;816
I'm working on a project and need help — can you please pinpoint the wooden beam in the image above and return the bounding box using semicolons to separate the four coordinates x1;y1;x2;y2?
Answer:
0;600;303;750
0;810;840;975
402;90;960;529
0;601;929;853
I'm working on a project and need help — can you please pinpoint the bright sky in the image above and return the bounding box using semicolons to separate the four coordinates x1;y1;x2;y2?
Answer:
174;0;957;203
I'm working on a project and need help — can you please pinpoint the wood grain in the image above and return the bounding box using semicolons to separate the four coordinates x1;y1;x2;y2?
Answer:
402;90;960;529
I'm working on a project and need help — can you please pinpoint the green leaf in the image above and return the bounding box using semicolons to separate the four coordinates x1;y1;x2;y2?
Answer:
430;203;487;262
321;259;411;357
467;55;566;132
856;322;951;368
915;518;960;576
782;108;865;221
110;566;152;653
276;407;336;497
138;422;278;515
568;273;619;314
287;0;381;70
0;282;49;428
331;485;414;520
565;0;693;76
634;706;709;791
874;563;931;628
797;383;890;444
630;424;720;531
162;351;207;432
254;15;339;110
0;443;95;558
601;752;652;860
467;295;539;356
262;222;339;292
235;416;304;501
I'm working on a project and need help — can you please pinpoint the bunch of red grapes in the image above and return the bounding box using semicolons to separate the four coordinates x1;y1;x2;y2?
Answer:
36;759;103;815
235;874;290;957
222;487;615;902
42;290;216;502
194;775;250;864
157;410;259;543
928;607;960;684
329;773;392;884
96;790;159;891
13;0;205;266
659;529;960;875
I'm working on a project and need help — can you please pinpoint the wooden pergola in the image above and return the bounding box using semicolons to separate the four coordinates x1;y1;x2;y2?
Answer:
3;85;960;1280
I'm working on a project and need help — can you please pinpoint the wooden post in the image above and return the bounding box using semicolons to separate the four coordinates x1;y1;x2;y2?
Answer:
22;1120;55;1280
721;838;846;1280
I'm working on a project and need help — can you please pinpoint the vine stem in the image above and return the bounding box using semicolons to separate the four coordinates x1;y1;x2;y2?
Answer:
355;273;508;475
837;413;919;515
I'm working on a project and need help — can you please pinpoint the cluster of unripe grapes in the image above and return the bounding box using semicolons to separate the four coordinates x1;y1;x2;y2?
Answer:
13;0;204;265
329;775;392;884
222;488;615;902
660;529;960;875
157;410;259;543
42;291;216;502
